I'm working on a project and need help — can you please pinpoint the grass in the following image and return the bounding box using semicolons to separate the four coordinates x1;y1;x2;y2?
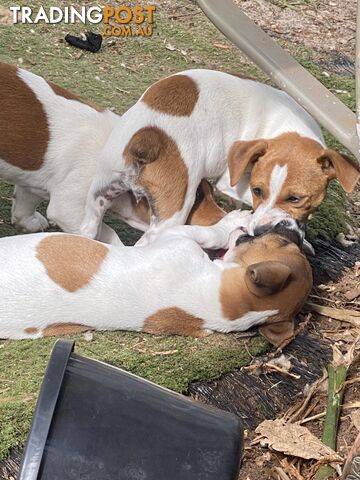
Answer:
0;0;356;459
0;333;267;457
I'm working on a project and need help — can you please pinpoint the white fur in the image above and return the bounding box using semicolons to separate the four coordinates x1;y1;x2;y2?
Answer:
0;210;279;340
0;67;324;244
248;165;289;234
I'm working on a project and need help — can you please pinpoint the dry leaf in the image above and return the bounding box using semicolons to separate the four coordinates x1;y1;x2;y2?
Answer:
255;419;340;460
83;331;93;342
332;337;359;369
351;411;360;431
165;43;176;51
213;43;232;49
0;6;13;24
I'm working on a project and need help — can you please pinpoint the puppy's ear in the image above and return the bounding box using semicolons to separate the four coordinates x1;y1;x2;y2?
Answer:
259;319;295;347
124;127;164;165
317;149;360;192
228;140;268;187
245;261;291;297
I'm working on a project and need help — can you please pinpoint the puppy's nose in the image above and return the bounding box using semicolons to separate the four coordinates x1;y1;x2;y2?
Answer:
248;206;291;236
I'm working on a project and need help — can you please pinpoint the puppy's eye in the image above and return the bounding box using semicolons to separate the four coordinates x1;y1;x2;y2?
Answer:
252;187;263;198
287;195;302;203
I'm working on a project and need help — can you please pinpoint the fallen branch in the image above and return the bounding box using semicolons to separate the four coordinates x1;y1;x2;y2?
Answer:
299;411;326;425
285;372;327;423
305;303;360;328
315;342;358;479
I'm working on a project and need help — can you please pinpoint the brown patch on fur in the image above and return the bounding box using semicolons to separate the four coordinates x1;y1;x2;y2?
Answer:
36;234;108;292
186;179;225;226
143;307;207;337
142;74;199;116
125;126;188;220
0;63;49;170
43;323;93;337
220;267;253;321
49;81;105;112
220;233;312;346
231;132;359;220
24;327;39;335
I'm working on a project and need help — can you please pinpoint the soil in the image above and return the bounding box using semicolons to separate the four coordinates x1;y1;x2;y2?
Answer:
235;0;356;66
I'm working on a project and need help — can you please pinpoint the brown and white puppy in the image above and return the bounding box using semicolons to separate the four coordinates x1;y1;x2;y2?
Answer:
79;69;359;244
0;210;312;347
0;63;224;243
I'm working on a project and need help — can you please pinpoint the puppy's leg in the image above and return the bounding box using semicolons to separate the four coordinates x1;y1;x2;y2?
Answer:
110;193;149;232
47;183;122;245
98;222;124;246
80;168;140;240
11;185;49;233
157;210;252;250
135;181;200;246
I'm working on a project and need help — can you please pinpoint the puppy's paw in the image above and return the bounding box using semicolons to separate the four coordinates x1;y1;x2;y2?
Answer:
218;209;252;231
14;212;49;233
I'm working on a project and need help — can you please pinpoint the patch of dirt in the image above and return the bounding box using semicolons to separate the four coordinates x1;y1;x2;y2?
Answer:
239;247;359;480
234;0;356;62
239;349;360;480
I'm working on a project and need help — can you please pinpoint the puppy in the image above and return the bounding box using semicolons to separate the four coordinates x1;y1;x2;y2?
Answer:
0;64;224;243
0;64;357;245
79;69;360;244
0;211;312;347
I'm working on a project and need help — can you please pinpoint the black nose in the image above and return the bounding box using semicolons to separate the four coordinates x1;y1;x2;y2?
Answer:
253;224;273;237
235;234;253;246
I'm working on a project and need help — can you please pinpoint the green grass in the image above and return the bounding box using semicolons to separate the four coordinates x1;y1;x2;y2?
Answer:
0;333;267;457
0;0;356;459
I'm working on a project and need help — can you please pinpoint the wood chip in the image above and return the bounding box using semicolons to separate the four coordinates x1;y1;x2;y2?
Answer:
273;467;291;480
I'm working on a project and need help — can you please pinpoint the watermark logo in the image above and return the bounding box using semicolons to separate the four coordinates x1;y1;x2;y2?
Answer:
9;5;156;37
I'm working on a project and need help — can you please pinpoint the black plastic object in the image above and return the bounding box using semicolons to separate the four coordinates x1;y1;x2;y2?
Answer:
18;340;243;480
65;32;102;52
